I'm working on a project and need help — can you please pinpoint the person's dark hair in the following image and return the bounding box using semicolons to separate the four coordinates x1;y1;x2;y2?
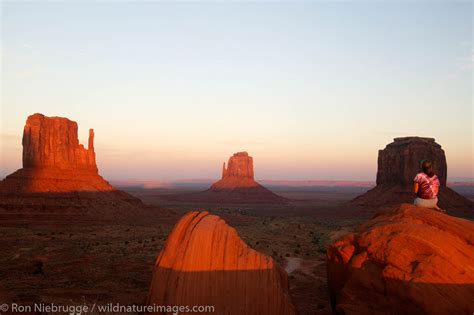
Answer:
421;159;434;177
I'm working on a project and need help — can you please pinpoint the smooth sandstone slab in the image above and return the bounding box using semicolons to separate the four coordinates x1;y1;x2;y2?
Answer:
327;204;474;315
147;211;296;315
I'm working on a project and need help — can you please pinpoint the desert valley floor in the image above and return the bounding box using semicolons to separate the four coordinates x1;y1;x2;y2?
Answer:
0;185;472;315
0;187;377;315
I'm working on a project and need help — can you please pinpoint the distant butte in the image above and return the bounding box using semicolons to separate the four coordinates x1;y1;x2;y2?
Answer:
351;137;473;216
0;113;148;221
165;152;287;204
211;152;259;189
147;211;296;315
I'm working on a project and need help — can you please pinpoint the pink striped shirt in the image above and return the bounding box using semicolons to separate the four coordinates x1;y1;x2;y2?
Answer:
414;172;440;199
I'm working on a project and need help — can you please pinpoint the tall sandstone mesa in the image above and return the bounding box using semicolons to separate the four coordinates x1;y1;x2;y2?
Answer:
0;113;147;221
212;151;257;189
326;204;474;314
0;113;113;193
222;151;254;179
147;211;296;315
22;113;97;171
352;137;472;215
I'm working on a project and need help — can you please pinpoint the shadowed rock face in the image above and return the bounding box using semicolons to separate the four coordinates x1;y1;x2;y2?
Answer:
376;137;447;186
352;137;472;215
326;204;474;315
147;211;296;315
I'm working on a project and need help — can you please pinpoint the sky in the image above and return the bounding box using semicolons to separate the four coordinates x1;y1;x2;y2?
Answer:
1;1;472;181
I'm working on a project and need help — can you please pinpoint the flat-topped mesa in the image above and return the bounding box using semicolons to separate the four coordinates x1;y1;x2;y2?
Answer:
351;136;472;215
22;113;97;172
376;136;447;186
147;211;296;315
222;151;254;180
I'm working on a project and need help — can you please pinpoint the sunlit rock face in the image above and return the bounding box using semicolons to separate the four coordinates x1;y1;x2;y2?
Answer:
0;113;113;193
0;113;148;221
222;151;254;180
22;113;97;171
165;152;287;204
147;211;296;315
211;151;258;189
352;137;472;215
207;152;286;203
326;204;474;315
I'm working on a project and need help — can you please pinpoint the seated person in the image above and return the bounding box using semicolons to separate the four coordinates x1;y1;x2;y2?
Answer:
413;159;444;212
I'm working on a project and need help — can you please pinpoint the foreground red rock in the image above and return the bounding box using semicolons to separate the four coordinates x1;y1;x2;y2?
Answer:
166;152;286;203
327;204;474;314
0;113;148;222
352;137;472;216
147;211;296;315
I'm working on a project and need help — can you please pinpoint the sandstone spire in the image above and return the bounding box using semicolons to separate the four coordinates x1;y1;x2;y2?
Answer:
147;211;296;315
88;128;96;167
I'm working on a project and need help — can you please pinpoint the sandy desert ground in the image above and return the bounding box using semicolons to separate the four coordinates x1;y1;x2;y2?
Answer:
0;185;471;314
0;187;374;315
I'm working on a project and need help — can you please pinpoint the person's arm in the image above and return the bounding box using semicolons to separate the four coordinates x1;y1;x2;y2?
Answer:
413;182;419;195
432;179;440;196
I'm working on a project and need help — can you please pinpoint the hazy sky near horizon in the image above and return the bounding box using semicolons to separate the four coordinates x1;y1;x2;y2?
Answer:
1;1;472;181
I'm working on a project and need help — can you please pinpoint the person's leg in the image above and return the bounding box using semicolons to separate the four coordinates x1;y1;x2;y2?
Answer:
432;197;445;212
414;197;445;212
414;197;423;206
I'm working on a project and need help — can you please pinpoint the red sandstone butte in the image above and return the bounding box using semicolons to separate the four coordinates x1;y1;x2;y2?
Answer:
211;152;259;189
22;113;97;171
0;113;114;193
0;113;148;221
326;204;474;315
164;152;286;203
146;211;296;315
352;137;472;215
205;152;287;203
